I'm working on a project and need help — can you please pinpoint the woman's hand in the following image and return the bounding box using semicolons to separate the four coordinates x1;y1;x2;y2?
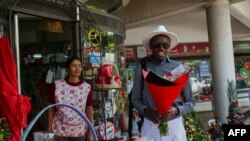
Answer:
87;130;94;141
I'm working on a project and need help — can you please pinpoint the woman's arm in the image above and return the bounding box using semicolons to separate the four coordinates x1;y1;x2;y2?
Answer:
86;106;94;141
48;107;55;132
47;83;56;132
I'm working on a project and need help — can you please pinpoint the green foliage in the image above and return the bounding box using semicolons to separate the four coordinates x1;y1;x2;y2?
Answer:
208;80;248;141
0;118;11;141
226;80;247;125
184;112;210;141
227;80;239;115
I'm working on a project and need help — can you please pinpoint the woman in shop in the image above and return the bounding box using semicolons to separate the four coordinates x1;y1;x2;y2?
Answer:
48;57;94;141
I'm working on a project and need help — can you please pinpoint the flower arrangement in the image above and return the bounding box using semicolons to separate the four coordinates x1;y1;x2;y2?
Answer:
142;65;191;136
207;80;248;141
159;68;188;136
207;120;223;141
184;112;210;141
226;80;247;125
0;118;11;141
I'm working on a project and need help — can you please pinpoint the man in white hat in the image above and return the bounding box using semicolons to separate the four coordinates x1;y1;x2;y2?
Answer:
131;25;195;141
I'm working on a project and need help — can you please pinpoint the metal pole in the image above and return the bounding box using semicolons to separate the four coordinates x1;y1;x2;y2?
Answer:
14;14;21;94
14;13;23;137
75;4;81;57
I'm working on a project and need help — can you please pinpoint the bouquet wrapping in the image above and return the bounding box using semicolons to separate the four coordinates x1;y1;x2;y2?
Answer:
142;67;191;136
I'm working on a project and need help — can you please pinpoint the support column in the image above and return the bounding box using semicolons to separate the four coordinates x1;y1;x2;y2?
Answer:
206;0;236;124
14;14;21;94
74;4;81;57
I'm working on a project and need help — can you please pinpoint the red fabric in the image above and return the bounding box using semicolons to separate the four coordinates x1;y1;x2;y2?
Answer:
143;69;190;114
0;36;31;141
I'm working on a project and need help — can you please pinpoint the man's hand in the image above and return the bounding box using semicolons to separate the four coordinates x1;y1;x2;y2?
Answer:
144;108;160;124
161;107;179;121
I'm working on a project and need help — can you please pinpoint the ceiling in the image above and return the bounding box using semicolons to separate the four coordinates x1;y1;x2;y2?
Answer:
121;0;208;29
116;0;250;29
117;0;250;44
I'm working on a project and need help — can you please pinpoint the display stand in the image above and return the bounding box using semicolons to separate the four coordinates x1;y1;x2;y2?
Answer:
90;63;122;141
93;87;120;140
82;27;126;140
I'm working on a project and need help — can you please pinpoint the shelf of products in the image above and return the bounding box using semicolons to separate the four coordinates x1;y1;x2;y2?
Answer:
81;27;128;140
92;89;120;140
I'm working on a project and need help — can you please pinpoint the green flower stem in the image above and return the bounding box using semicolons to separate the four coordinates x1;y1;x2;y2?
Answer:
159;118;168;136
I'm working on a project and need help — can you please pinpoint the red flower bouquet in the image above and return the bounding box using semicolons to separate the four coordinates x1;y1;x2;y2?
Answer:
142;69;191;135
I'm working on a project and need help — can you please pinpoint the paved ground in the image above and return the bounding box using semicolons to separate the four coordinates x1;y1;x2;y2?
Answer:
196;106;250;130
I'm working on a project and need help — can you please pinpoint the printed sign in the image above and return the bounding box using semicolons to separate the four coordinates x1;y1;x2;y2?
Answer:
199;61;210;77
137;46;146;58
224;125;250;140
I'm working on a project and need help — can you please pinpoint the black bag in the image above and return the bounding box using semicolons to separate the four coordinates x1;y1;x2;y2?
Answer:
128;57;149;139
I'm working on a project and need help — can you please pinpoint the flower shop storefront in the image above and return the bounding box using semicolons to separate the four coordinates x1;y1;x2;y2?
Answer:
1;0;127;140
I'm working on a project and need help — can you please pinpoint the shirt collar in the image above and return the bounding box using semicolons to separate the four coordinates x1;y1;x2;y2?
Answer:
65;79;83;86
149;55;171;64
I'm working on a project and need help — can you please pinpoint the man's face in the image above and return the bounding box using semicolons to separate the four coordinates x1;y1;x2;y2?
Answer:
149;35;170;60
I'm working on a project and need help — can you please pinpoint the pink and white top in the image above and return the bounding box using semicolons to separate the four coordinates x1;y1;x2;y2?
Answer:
52;80;91;137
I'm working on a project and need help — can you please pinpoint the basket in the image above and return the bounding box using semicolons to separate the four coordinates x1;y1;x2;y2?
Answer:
94;62;121;90
21;103;98;141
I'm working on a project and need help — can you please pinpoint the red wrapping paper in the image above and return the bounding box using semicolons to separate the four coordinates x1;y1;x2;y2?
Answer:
142;69;190;114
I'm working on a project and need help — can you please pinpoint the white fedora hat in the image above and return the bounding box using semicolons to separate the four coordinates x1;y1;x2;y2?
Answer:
142;25;179;50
